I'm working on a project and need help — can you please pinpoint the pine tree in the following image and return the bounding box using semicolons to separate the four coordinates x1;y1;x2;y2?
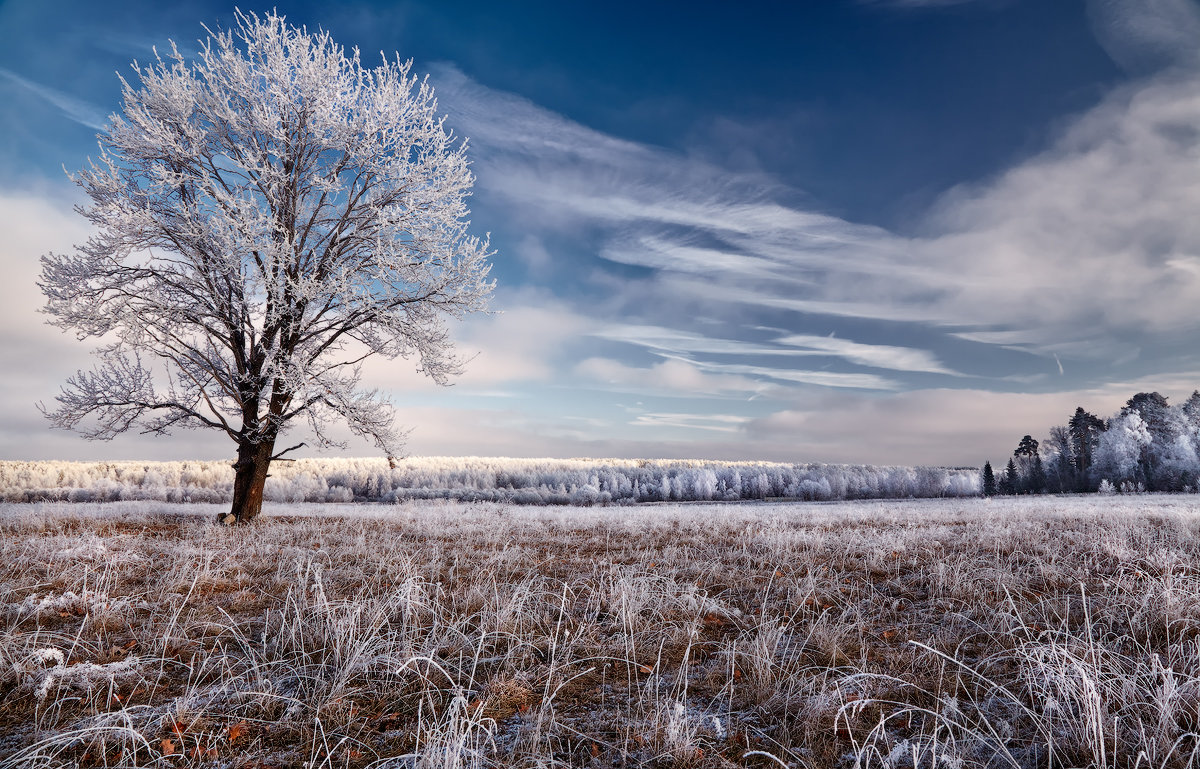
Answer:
1001;458;1019;495
1029;454;1047;494
982;461;997;497
1013;434;1041;493
1068;407;1106;489
1014;435;1040;458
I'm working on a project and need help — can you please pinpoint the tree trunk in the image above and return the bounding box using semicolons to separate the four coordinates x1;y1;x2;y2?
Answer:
219;438;276;525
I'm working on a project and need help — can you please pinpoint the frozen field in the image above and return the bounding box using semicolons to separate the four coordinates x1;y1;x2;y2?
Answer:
2;495;1199;767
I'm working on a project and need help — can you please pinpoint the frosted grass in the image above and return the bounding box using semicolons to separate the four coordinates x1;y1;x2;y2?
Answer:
2;495;1199;767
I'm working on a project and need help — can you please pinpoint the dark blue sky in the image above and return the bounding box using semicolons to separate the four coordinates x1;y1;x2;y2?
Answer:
2;0;1198;464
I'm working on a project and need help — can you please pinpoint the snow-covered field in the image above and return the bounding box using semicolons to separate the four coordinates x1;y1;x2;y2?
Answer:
1;495;1198;767
0;456;979;505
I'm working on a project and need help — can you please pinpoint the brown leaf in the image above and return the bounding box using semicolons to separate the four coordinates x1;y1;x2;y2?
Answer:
227;720;248;741
160;738;177;755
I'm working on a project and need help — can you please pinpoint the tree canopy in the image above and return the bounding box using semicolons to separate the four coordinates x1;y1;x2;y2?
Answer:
39;11;493;522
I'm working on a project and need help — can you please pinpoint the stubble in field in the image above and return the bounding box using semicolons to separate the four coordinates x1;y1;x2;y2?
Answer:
2;496;1199;768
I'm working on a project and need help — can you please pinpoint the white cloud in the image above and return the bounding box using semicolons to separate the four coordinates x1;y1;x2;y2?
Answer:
574;357;769;398
435;34;1200;368
514;235;553;271
365;293;593;392
593;324;801;358
0;68;108;130
1087;0;1200;73
631;412;751;433
588;324;944;382
775;334;960;375
746;374;1200;465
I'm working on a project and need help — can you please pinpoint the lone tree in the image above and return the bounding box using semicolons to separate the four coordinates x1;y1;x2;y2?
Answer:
38;12;493;523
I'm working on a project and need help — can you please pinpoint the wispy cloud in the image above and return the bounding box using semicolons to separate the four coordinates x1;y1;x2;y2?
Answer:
0;68;107;130
593;324;807;359
1087;0;1200;73
775;334;961;376
434;31;1200;373
574;357;769;398
681;360;899;391
631;412;751;433
591;323;954;380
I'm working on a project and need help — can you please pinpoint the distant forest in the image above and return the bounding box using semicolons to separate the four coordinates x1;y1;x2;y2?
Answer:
985;391;1200;495
0;457;978;505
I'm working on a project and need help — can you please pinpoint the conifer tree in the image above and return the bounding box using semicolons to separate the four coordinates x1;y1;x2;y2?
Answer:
1001;458;1019;495
1029;454;1047;494
982;461;996;497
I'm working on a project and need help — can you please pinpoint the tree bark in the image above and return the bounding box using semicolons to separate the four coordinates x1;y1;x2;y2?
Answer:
219;438;276;524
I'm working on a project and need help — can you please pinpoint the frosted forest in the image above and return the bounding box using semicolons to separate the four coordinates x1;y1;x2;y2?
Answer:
989;390;1200;495
0;456;978;505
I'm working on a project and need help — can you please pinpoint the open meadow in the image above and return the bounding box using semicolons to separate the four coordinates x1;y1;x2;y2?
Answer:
2;495;1200;768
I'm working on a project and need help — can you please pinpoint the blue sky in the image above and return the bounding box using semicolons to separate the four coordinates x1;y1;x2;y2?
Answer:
3;0;1200;466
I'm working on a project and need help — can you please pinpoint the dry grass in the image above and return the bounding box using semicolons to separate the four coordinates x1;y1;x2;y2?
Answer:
2;495;1200;767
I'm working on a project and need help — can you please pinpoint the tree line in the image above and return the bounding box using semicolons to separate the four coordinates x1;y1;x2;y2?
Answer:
983;391;1200;495
0;457;980;505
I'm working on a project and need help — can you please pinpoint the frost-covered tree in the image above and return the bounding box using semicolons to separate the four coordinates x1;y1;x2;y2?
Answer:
1091;411;1151;490
1042;425;1074;493
38;12;493;523
1181;391;1200;432
1121;392;1192;490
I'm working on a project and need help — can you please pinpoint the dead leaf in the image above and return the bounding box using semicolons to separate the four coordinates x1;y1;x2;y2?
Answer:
227;720;248;741
160;738;177;756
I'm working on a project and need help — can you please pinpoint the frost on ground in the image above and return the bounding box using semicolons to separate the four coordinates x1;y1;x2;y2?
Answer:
1;496;1198;767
